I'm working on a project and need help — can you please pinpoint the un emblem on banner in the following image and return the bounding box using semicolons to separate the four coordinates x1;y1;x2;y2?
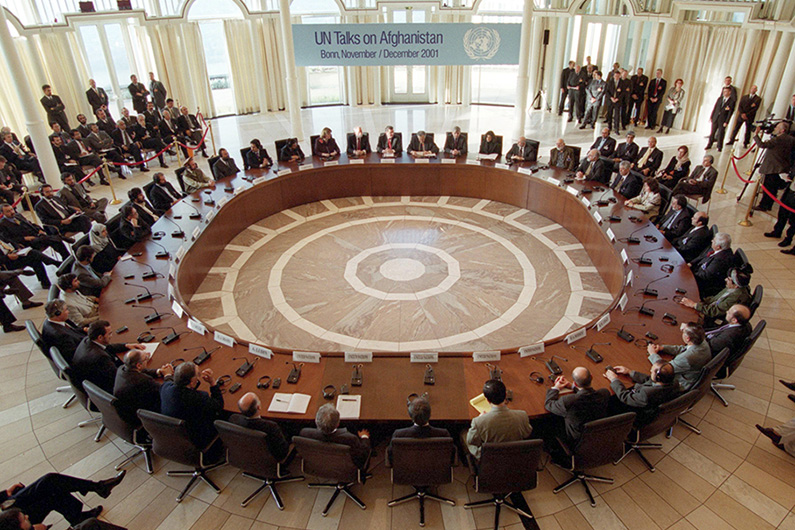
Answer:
463;27;501;60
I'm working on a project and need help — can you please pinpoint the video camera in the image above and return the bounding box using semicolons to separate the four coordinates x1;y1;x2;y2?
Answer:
753;115;788;135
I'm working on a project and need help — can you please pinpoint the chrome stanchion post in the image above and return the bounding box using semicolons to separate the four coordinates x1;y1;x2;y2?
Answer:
104;161;122;205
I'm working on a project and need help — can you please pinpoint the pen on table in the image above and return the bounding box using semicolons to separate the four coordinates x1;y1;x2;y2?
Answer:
275;398;290;404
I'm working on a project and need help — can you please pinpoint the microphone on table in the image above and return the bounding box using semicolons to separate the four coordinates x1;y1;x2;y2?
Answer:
629;297;669;317
635;245;663;265
132;259;163;280
639;274;670;297
615;322;645;342
147;239;169;259
132;304;169;324
123;282;159;304
184;345;220;365
184;201;202;220
161;215;185;238
622;223;650;244
150;326;189;345
595;188;615;207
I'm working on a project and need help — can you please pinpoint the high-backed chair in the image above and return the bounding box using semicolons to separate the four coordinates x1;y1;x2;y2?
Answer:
658;184;673;217
207;155;220;174
734;248;749;269
240;147;252;170
137;409;226;502
214;420;303;509
56;255;75;277
25;320;74;408
676;347;729;434
274;138;295;161
570;145;582;166
50;346;104;440
309;135;320;156
711;224;719;236
71;234;89;255
748;285;763;318
614;390;700;471
83;381;153;473
47;284;60;302
552;412;636;506
479;134;503;156
387;437;456;526
293;436;369;517
345;132;370;153
175;167;187;193
377;132;403;154
410;132;436;152
711;320;767;406
143;181;156;204
525;139;540;162
464;439;542;528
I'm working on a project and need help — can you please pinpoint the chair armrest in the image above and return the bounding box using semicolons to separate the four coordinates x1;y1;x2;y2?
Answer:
555;436;573;457
465;452;479;477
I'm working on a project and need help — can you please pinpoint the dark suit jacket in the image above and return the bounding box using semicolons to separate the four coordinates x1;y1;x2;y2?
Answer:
506;142;536;161
647;78;667;100
577;157;609;184
635;147;663;174
545;387;610;443
614;142;639;163
408;136;439;155
86;131;115;152
149;182;183;214
229;414;290;461
711;95;736;124
549;146;576;171
314;138;340;157
41;319;86;363
707;321;752;362
661;157;691;186
86;87;109;112
387;424;449;464
35;197;76;227
0;214;44;245
478;138;501;156
673;225;712;263
591;136;616;158
616;171;644;200
443;133;467;156
176;114;201;134
376;133;403;154
96;117;116;135
692;248;735;297
72;260;108;297
755;133;795;175
737;94;761;120
72;337;126;394
246;148;272;168
128;82;149;113
212;157;240;180
657;208;692;241
119;218;151;244
610;372;680;425
75;124;92;140
631;74;648;98
40;94;67;120
299;427;370;469
130;200;158;227
114;364;164;426
345;133;372;156
160;380;224;449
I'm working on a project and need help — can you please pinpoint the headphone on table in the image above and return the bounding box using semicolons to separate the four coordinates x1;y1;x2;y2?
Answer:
322;384;337;400
529;371;545;384
257;375;271;389
217;375;232;387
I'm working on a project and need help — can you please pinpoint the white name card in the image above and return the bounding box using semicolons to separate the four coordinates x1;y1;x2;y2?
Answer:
168;262;176;279
344;351;373;363
167;283;175;300
547;176;561;186
441;158;456;164
621;249;629;265
619;293;629;311
214;331;235;347
349;158;365;164
473;351;501;362
293;351;321;363
466;159;480;165
566;328;587;344
217;196;230;208
626;270;634;287
187;318;206;335
581;197;591;208
566;185;579;196
606;228;616;243
593;211;603;224
381;158;395;164
495;163;509;170
192;226;202;240
171;300;184;319
205;209;216;224
234;185;246;195
253;176;268;186
415;158;429;164
249;343;273;359
518;167;532;175
519;343;545;357
278;168;293;174
596;312;611;332
175;246;186;261
298;164;314;171
410;352;438;363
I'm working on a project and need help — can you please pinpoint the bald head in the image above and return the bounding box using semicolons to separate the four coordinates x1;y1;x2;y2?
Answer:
237;392;261;417
556;138;565;150
572;367;592;388
727;304;751;324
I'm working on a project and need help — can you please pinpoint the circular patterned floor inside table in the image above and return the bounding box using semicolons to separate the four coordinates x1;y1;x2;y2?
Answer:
187;196;613;352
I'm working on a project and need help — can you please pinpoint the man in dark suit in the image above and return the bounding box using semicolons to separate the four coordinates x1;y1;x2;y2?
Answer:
706;304;752;359
765;176;795;251
72;320;142;394
443;126;467;157
300;403;371;469
118;204;150;245
558;61;575;116
376;126;402;156
0;202;70;260
0;271;38;333
34;184;92;235
158;109;187;156
48;122;71;144
111;121;148;172
673;211;712;262
618;69;633;129
72;246;111;297
114;349;173;426
629;67;648;126
544;367;610;446
160;361;225;455
753;122;795;211
149;72;168;109
633;136;663;176
672;155;719;203
604;71;622;132
387;396;449;465
0;236;59;289
346;127;371;158
143;102;161;131
707;87;736;151
86;79;112;120
212;148;240;180
49;136;87;182
690;232;735;297
549;138;576;171
176;106;209;158
506;136;536;162
591;127;616;158
611;132;640;172
40;84;70;132
612;161;644;200
605;362;679;425
41;300;86;363
95;109;116;135
407;131;439;157
726;85;761;149
1;132;42;177
85;123;125;181
566;64;585;123
229;392;290;461
646;69;667;130
656;195;692;241
0;156;24;205
59;173;107;223
127;75;149;114
74;114;92;140
149;172;183;215
575;149;608;184
126;187;158;226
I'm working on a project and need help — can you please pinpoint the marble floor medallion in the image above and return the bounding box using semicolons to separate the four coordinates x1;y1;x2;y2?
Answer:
188;196;612;352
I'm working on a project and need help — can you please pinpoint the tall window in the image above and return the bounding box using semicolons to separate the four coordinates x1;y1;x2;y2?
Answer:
470;14;521;106
384;5;432;103
294;0;344;106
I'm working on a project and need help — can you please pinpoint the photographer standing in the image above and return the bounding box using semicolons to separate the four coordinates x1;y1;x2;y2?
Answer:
753;121;795;212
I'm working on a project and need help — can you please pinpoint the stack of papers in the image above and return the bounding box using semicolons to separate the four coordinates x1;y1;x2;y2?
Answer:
469;393;491;414
268;393;311;414
336;395;361;420
476;153;499;161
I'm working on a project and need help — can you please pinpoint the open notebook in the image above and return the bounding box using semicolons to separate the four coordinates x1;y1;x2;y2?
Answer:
267;393;311;414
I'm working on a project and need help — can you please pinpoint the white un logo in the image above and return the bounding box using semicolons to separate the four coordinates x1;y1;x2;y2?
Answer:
463;27;501;60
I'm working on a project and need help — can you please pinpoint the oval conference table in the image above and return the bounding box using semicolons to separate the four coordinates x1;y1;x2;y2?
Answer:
99;152;699;424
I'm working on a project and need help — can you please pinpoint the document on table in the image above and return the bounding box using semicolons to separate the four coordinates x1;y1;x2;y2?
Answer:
336;395;361;420
268;393;311;414
140;342;159;360
15;247;31;256
476;153;499;161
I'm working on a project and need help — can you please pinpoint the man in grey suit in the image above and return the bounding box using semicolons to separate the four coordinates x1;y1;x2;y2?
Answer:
72;246;111;297
58;174;107;223
648;323;711;391
299;404;371;469
465;379;532;460
604;361;680;424
148;72;168;109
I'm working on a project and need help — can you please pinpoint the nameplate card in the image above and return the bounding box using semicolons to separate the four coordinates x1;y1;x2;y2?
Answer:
566;185;579;196
175;246;186;261
415;158;429;164
581;197;591;208
621;249;629;265
167;283;175;300
606;228;616;243
205;210;217;224
547;176;561;186
626;270;634;287
565;328;587;344
171;300;184;319
253;176;268;186
518;167;532;175
593;211;603;224
466;159;480;165
214;331;235;347
518;343;544;357
344;351;373;363
192;226;202;240
298;164;314;171
278;167;293;174
596;312;611;332
349;158;364;164
410;352;438;363
234;185;246;195
495;163;509;170
619;293;629;311
293;351;321;363
324;160;339;167
381;157;395;164
187;318;206;335
217;196;230;209
249;343;273;359
441;158;456;164
168;262;176;279
473;351;501;362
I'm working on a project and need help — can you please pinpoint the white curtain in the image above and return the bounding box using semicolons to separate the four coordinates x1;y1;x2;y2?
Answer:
224;19;260;115
343;12;382;106
252;16;287;112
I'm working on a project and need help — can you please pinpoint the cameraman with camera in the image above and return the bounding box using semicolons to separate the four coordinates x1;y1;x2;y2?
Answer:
752;121;795;212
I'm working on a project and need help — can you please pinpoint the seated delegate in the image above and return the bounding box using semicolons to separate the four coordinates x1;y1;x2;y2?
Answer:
465;379;532;460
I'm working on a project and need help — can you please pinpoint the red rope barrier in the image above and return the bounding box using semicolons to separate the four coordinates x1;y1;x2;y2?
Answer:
730;149;795;214
733;144;756;160
730;158;754;184
175;125;210;151
78;165;102;185
10;164;102;207
110;142;173;167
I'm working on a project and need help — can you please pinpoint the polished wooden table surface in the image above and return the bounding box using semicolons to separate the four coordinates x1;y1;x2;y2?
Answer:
100;152;699;421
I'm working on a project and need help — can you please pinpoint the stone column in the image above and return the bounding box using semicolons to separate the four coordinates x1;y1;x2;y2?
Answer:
278;0;304;140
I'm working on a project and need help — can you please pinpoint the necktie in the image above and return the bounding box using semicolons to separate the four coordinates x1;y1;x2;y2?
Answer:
585;162;592;176
663;210;679;230
49;198;68;218
638;148;652;168
387;138;392;149
9;143;23;156
122;131;131;145
707;323;736;339
357;137;361;151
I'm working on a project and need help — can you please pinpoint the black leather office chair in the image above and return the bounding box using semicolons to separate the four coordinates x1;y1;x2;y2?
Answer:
748;285;763;318
137;409;226;502
71;234;89;255
677;347;729;434
25;320;74;408
553;412;636;506
240;147;252;170
525;139;540;162
293;435;369;516
50;346;104;440
207;155;220;174
387;437;456;526
571;145;582;166
614;389;700;471
711;224;719;237
143;181;156;204
274;138;295;161
345;132;370;154
214;420;303;509
464;439;542;528
444;131;468;153
734;248;749;269
711;320;767;406
56;255;75;277
174;167;187;193
479;134;503;156
309;135;320;156
658;184;673;217
83;381;153;473
409;132;436;153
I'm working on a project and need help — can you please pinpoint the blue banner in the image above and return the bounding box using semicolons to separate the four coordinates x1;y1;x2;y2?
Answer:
292;23;521;66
